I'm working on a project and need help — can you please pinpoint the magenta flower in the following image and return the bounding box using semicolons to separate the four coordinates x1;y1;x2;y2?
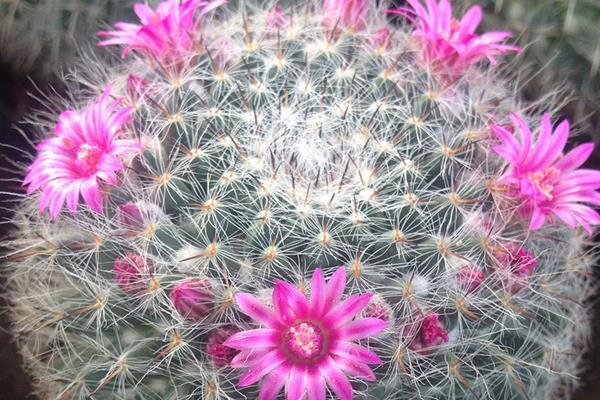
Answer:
322;0;368;32
492;113;600;234
387;0;520;78
206;326;241;367
23;89;142;219
113;253;154;296
98;0;226;66
171;278;215;321
406;313;448;354
224;267;387;400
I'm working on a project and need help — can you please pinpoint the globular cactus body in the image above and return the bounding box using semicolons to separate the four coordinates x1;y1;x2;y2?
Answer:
3;1;598;400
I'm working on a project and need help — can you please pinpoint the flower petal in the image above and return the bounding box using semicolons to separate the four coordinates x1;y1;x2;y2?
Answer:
224;329;279;350
65;181;81;213
554;143;594;172
306;368;326;400
338;318;388;341
230;349;268;368
259;367;290;400
329;341;383;365
239;349;287;387
286;364;307;400
273;281;309;323
48;186;68;219
311;268;327;316
459;5;482;35
235;293;281;328
528;206;546;231
319;356;353;400
323;293;373;327
325;267;346;307
80;178;103;213
331;355;376;381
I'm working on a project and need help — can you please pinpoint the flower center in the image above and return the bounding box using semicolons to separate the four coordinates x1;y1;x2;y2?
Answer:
284;321;324;362
76;143;102;173
441;19;463;42
527;167;560;202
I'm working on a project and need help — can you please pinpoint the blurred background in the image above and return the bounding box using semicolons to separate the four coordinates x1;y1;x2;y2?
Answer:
1;0;599;398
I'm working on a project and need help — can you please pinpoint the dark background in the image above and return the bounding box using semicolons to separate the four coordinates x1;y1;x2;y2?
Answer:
1;45;599;400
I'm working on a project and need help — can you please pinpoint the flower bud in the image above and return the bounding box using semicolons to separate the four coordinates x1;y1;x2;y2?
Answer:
495;243;537;293
406;313;448;354
117;202;144;229
170;278;215;321
266;6;289;30
206;326;240;367
126;74;148;103
455;266;485;293
363;294;393;323
372;27;390;48
113;253;153;296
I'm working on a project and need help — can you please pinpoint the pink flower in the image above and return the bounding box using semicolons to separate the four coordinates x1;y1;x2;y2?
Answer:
494;243;537;293
23;89;142;219
171;278;215;321
406;313;448;353
492;113;600;234
206;326;241;367
265;6;289;30
322;0;368;32
224;267;387;400
387;0;520;78
113;253;154;296
98;0;226;66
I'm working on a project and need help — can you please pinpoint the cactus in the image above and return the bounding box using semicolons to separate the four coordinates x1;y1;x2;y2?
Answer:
3;1;599;399
0;0;133;76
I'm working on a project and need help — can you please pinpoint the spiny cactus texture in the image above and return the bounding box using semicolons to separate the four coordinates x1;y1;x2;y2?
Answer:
0;0;133;76
461;0;600;132
3;1;600;399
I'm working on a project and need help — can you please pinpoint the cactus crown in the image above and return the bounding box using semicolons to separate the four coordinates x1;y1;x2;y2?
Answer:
3;1;597;399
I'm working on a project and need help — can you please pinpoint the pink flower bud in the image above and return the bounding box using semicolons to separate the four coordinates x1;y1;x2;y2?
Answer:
372;27;390;48
113;253;153;296
206;326;240;367
117;202;144;229
407;313;448;354
322;0;368;31
170;278;215;321
266;6;289;30
363;295;393;322
126;74;148;102
456;266;485;293
495;243;538;293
